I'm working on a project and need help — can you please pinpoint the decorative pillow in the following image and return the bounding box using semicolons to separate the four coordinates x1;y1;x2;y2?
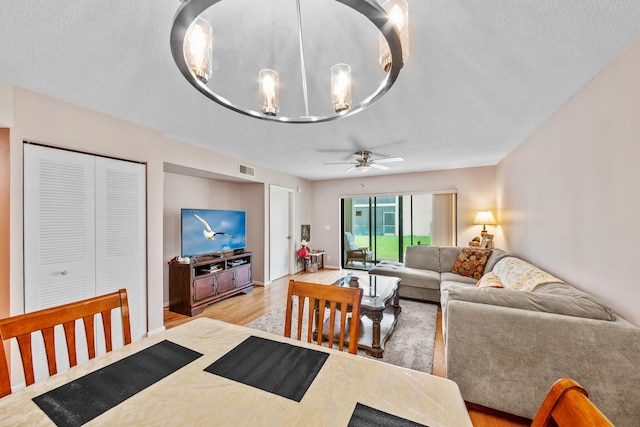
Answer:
476;272;504;288
451;248;493;279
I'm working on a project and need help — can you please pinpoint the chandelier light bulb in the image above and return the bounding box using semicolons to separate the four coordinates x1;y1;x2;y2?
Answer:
379;0;409;72
331;63;352;113
259;69;279;116
183;17;213;83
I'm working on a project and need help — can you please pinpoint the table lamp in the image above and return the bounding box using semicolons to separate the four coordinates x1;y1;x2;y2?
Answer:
473;211;496;237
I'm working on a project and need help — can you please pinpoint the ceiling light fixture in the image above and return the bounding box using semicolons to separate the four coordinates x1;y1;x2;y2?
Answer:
170;0;408;124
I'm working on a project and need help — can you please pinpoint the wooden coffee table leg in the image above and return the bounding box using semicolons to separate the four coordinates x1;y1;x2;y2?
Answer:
392;287;402;315
365;309;384;358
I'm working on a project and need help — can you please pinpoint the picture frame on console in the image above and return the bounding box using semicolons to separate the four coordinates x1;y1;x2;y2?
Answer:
480;234;494;249
301;224;310;242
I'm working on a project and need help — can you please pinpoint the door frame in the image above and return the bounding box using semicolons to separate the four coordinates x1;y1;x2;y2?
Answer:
268;185;294;282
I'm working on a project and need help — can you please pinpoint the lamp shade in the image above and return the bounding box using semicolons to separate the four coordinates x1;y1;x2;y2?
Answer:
473;211;496;226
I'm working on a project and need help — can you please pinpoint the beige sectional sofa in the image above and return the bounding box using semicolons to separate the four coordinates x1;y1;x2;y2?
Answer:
369;245;508;302
370;245;640;427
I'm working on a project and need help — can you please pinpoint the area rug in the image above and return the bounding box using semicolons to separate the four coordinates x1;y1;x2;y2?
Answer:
245;299;438;374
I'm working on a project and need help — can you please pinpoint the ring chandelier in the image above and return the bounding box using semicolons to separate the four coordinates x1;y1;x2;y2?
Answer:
170;0;409;123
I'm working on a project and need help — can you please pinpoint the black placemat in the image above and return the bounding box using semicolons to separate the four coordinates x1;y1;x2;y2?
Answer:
348;403;429;427
33;340;202;427
204;335;329;402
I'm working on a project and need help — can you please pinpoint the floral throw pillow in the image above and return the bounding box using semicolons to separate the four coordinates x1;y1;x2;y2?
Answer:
451;248;493;279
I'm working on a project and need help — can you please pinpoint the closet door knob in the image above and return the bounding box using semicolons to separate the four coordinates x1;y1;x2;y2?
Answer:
60;270;68;276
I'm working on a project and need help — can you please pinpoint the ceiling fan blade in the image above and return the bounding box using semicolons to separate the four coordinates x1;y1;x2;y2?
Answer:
375;156;404;164
324;161;356;165
370;163;390;170
345;165;356;173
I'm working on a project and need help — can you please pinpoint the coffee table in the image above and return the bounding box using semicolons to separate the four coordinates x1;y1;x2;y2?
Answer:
317;273;401;358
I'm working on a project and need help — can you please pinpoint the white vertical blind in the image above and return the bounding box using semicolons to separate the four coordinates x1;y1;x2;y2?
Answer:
431;193;457;246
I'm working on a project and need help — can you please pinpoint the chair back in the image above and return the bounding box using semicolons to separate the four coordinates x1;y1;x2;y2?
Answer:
344;232;358;251
284;280;362;354
0;289;132;397
531;378;614;427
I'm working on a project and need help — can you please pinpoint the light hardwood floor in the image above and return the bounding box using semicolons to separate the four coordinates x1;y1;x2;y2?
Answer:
164;268;531;427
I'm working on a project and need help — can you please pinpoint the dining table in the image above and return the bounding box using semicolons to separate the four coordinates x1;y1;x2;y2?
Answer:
0;317;473;426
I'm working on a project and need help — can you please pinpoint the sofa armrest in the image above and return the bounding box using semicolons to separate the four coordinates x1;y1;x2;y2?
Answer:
445;300;640;426
447;286;614;321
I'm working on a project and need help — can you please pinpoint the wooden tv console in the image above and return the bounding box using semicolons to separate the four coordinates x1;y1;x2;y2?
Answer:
169;252;252;316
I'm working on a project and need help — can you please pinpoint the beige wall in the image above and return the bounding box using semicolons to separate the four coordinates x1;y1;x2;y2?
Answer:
5;87;311;333
497;40;640;326
310;166;500;268
0;129;9;321
0;81;12;127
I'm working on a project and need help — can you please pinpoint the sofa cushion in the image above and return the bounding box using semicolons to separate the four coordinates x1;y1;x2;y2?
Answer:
492;257;562;291
440;272;477;285
439;246;463;272
368;262;405;278
404;245;440;271
369;262;440;290
451;248;493;279
395;268;441;289
484;249;509;272
446;286;615;321
476;272;504;288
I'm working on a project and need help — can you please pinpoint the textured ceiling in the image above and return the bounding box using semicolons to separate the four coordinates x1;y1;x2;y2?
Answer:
1;1;639;181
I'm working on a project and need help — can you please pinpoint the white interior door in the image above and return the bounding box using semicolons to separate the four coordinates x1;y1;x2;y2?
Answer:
24;145;97;311
94;156;147;347
269;185;292;281
24;145;97;380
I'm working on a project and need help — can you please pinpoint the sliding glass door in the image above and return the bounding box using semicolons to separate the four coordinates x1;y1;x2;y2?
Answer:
342;193;456;269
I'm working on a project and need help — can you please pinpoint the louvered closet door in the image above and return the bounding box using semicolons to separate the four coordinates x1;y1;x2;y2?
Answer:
23;144;147;383
94;156;146;346
23;144;97;381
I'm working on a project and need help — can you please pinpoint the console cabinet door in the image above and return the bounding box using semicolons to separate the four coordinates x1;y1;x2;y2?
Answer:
235;265;252;288
216;270;236;294
193;275;215;301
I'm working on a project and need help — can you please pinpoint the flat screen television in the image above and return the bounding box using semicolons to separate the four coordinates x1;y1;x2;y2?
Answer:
181;209;247;258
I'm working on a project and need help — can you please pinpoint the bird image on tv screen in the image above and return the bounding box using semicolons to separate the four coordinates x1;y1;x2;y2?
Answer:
181;209;247;257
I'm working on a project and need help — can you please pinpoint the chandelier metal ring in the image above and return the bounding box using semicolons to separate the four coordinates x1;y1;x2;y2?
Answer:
170;0;404;124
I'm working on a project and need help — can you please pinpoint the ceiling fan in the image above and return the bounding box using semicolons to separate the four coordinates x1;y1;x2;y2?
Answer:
325;150;404;173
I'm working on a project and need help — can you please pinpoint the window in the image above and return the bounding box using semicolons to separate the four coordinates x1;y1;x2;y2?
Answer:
342;192;456;269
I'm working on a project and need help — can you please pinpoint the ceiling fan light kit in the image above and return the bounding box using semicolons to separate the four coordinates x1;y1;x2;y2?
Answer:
327;150;404;173
171;0;409;123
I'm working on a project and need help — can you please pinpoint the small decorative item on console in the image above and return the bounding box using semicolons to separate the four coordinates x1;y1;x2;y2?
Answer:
349;276;360;288
468;237;481;247
480;234;494;249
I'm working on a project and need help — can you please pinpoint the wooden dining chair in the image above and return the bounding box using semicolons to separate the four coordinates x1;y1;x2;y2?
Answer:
285;280;363;354
531;378;615;427
0;289;132;397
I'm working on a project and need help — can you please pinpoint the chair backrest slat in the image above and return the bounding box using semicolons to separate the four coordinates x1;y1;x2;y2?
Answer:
0;289;132;398
531;378;614;427
284;280;362;355
62;320;77;367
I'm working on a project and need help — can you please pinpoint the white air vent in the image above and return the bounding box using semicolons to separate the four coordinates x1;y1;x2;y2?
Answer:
239;163;255;177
